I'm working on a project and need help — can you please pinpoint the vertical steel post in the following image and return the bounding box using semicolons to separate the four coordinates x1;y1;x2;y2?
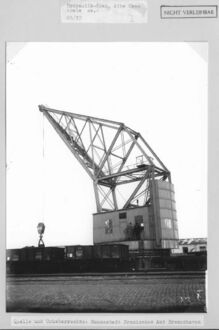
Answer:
150;167;162;248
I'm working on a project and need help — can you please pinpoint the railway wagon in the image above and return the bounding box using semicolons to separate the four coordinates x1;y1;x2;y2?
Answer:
132;252;207;271
64;244;129;260
164;252;207;271
91;244;130;272
64;245;95;273
93;244;129;259
6;247;65;274
63;244;129;272
65;245;93;260
7;247;65;262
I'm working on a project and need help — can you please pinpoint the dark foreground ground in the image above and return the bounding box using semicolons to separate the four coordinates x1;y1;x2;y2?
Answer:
6;271;206;313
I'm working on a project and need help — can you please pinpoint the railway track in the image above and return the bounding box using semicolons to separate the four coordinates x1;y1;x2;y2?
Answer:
7;270;206;281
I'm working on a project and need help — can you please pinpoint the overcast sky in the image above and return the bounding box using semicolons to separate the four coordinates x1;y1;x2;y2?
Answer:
6;42;207;248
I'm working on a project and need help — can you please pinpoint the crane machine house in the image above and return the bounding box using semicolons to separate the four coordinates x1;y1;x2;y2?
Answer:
39;105;179;253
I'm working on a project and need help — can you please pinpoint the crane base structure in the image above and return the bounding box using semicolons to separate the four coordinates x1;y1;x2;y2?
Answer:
39;105;179;251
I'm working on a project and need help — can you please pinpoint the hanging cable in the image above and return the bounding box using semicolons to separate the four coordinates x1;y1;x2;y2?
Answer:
41;114;45;222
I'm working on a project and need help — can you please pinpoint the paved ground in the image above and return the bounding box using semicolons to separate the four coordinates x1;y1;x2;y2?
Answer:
6;273;206;313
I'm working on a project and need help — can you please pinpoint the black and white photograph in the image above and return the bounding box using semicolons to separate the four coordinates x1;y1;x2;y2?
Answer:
6;42;207;313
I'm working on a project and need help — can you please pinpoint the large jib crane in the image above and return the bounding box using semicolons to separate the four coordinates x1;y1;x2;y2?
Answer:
39;105;178;249
39;105;170;211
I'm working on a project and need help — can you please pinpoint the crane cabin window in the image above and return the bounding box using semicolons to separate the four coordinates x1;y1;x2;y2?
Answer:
105;219;113;234
164;218;172;229
119;212;127;219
